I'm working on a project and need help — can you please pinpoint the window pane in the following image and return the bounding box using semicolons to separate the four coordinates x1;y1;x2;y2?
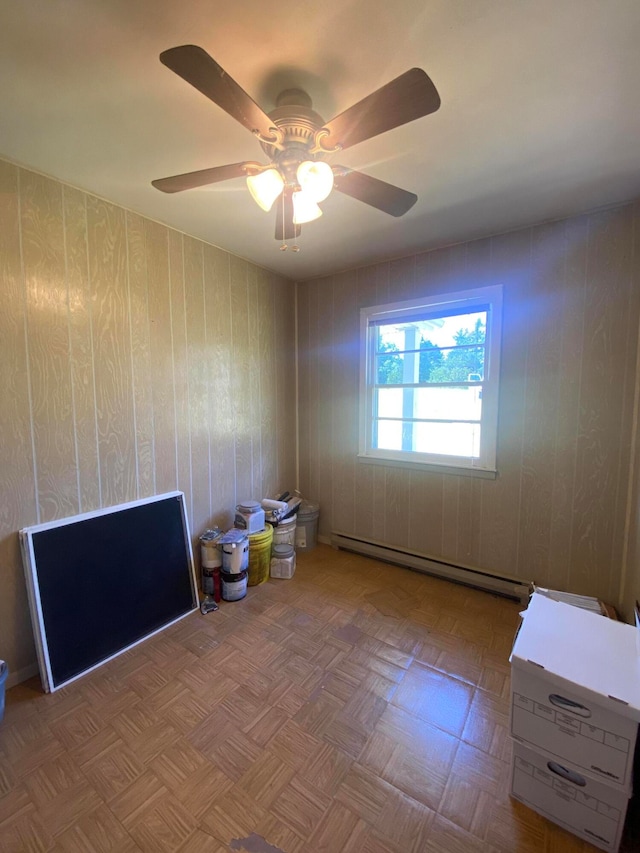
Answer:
413;422;481;457
413;385;482;420
376;386;482;422
375;420;481;457
377;388;404;418
376;419;402;451
376;347;485;385
376;310;486;352
419;346;484;384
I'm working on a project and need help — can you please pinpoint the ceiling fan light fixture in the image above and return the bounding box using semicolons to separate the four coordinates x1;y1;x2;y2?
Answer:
292;190;323;224
246;168;284;211
296;160;334;203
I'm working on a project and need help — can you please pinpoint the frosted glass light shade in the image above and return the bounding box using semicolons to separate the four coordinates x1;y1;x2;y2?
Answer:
296;160;334;203
246;169;284;211
292;190;322;224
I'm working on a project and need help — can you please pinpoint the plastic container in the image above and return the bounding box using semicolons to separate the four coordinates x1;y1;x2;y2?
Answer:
0;660;7;723
295;501;320;552
272;515;297;549
270;544;296;579
247;524;273;586
221;570;248;601
234;501;265;534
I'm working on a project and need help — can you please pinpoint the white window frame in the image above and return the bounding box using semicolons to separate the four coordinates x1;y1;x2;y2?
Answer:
358;285;502;477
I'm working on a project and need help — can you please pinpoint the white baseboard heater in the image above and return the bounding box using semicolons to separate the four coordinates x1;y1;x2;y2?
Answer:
330;530;531;605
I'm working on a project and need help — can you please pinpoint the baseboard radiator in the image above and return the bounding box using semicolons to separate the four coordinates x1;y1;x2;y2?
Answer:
330;531;531;604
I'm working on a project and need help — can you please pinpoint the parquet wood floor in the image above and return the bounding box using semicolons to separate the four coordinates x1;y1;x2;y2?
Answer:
1;545;638;852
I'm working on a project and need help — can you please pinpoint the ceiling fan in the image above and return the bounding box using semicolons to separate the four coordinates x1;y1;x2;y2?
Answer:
152;45;441;248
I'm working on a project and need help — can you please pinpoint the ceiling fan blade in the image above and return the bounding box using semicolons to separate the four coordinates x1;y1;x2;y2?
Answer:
321;68;440;152
333;168;417;217
274;188;301;241
160;45;276;139
152;162;262;193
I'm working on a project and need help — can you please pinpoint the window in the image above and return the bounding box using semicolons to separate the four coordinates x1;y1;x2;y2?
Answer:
359;285;502;476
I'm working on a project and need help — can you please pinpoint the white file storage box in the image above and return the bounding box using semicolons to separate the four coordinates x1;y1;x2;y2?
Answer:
511;740;629;852
510;593;640;790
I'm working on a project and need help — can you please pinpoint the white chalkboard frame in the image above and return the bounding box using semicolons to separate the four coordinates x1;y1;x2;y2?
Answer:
19;491;199;693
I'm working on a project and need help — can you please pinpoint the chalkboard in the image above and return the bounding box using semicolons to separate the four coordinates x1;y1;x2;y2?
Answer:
20;492;197;692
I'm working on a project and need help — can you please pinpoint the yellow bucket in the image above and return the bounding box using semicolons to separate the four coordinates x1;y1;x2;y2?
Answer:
247;524;273;586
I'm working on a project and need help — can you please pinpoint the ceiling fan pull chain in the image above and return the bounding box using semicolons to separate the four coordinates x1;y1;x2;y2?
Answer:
280;194;287;251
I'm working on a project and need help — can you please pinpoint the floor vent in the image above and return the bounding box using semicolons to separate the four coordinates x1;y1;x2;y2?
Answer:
330;530;531;604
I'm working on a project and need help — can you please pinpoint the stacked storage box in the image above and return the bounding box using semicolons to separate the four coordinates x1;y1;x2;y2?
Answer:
509;593;640;852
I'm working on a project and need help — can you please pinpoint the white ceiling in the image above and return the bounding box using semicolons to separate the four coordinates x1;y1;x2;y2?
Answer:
2;0;640;281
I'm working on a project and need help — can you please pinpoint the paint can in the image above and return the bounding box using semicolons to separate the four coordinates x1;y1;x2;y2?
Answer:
199;528;222;599
200;527;222;567
221;570;248;602
220;529;249;575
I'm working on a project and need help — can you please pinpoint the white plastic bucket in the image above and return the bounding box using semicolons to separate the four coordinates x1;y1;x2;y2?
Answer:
272;515;297;549
295;501;319;552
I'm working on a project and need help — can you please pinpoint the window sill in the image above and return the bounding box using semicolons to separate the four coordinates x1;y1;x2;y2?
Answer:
357;454;497;479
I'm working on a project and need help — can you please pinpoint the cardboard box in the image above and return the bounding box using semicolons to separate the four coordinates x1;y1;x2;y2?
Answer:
510;593;640;790
511;740;629;852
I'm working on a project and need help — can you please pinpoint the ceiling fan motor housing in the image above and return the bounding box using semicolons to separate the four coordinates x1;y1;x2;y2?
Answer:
260;89;329;184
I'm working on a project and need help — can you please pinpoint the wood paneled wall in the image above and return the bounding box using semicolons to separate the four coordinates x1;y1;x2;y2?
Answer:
297;202;640;614
0;160;296;682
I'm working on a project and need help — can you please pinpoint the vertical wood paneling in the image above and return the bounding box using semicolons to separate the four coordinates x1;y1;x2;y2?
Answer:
87;197;136;507
609;207;640;605
257;268;277;498
547;215;588;591
230;256;252;502
305;280;320;504
331;271;357;532
478;227;532;574
275;275;296;490
184;237;210;539
314;277;335;528
383;467;410;548
408;470;444;556
621;200;640;620
517;222;565;587
0;161;38;674
145;220;176;495
63;186;100;514
127;211;154;498
1;159;296;682
21;171;78;522
204;244;235;529
168;231;192;521
571;208;635;602
296;280;311;494
297;202;640;606
247;263;261;496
